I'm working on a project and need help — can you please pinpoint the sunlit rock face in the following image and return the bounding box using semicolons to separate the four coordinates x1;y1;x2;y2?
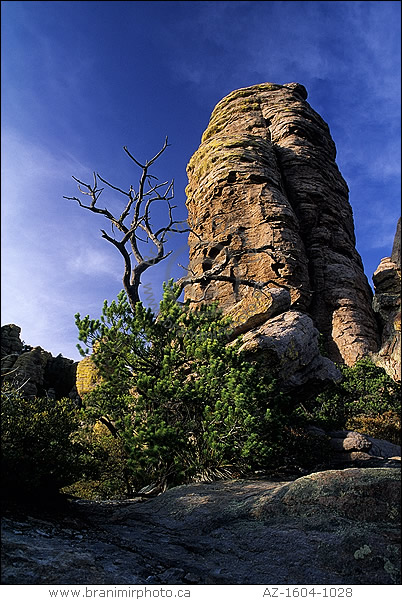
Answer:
372;217;401;381
75;355;102;398
185;82;379;366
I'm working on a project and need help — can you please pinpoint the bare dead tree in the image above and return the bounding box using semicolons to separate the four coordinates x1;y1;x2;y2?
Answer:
64;138;190;311
65;139;295;312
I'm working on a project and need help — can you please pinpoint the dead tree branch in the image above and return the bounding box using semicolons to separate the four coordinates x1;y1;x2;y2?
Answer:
64;138;187;311
175;244;293;299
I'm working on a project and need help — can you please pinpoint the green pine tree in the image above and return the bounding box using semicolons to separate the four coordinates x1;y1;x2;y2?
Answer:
75;281;289;494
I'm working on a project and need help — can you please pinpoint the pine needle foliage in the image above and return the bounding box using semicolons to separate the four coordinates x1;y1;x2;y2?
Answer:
295;358;401;435
75;281;289;492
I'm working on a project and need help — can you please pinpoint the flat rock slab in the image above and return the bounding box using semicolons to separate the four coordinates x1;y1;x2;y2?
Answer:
2;469;400;585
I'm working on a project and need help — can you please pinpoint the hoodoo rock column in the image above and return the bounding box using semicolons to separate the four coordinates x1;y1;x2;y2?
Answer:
185;83;379;365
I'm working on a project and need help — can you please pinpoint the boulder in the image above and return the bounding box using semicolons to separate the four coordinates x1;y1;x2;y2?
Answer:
309;427;401;468
255;468;401;523
225;285;291;338
237;309;341;389
329;431;372;452
366;435;401;458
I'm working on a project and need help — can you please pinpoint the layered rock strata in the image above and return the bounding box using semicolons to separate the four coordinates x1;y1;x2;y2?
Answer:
372;217;401;381
185;83;379;365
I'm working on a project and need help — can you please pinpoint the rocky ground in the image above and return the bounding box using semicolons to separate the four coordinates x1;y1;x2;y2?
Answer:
2;468;400;586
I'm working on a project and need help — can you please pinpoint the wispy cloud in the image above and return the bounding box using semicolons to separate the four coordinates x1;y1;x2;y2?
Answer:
65;240;123;281
1;127;185;358
1;130;121;359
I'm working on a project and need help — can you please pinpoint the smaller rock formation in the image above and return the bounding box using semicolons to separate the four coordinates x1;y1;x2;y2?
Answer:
44;353;80;401
75;355;102;399
9;346;52;399
1;324;24;357
372;217;401;381
1;324;78;400
1;324;25;379
308;427;401;468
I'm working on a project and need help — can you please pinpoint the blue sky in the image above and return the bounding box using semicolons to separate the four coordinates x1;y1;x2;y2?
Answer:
2;0;401;361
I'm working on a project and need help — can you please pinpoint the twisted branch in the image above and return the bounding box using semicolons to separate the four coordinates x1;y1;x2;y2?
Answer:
64;138;182;310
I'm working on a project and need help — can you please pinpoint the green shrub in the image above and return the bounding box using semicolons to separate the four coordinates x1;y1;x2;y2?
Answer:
279;427;332;472
75;281;291;493
62;421;131;500
1;381;83;498
295;359;401;441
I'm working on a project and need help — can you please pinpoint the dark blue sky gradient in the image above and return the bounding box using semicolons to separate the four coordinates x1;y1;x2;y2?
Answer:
2;1;400;359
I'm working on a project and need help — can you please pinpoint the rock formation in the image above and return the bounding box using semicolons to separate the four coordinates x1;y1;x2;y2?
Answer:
372;217;401;381
1;324;78;400
185;83;380;367
75;355;102;398
1;323;24;357
237;310;341;391
307;426;401;468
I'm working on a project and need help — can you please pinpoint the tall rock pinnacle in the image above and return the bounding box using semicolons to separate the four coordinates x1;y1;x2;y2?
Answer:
185;82;379;365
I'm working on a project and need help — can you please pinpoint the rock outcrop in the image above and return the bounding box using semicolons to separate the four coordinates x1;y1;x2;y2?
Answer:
1;324;78;400
75;355;102;398
307;426;401;468
185;83;380;368
2;468;400;585
1;323;24;357
255;468;401;524
372;217;401;381
237;310;341;391
8;346;53;398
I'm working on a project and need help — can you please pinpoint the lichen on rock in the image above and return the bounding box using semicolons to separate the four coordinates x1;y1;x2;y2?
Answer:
185;82;380;377
75;355;102;399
